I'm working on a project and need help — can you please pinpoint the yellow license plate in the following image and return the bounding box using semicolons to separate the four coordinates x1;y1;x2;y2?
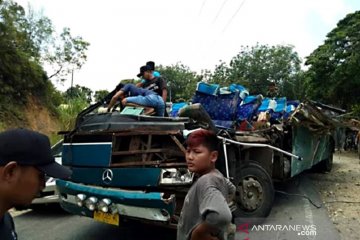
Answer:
93;211;119;226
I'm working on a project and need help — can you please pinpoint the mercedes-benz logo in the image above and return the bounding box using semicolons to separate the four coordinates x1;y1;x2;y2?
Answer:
102;169;113;184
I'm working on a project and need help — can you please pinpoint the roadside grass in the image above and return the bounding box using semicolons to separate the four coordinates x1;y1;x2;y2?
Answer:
58;97;89;131
0;121;5;131
47;97;88;144
0;97;88;145
49;133;63;145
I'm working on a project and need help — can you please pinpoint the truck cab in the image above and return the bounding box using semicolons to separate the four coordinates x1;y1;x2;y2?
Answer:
58;114;191;227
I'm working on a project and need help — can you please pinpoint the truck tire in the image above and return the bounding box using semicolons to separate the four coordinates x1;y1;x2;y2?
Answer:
233;162;274;225
317;154;333;173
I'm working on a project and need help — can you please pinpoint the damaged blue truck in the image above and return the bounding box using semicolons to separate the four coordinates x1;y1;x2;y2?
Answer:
56;83;340;227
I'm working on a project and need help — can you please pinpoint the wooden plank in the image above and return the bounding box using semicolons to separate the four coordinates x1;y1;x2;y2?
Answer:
159;162;187;167
113;130;181;136
145;135;153;162
112;148;166;156
170;135;187;154
110;160;187;167
112;147;183;156
111;160;161;167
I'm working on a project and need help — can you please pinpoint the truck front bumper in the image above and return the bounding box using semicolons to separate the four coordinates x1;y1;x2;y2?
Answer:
56;179;176;224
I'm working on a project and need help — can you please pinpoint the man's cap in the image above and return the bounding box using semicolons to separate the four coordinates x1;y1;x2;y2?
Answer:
146;61;155;71
0;129;72;179
137;65;151;77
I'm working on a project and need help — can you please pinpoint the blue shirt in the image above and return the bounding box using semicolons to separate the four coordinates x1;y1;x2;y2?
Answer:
153;71;160;78
121;84;156;96
141;71;161;84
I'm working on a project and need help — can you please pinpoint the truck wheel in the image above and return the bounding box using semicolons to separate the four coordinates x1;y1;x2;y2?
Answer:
317;154;333;173
233;162;274;225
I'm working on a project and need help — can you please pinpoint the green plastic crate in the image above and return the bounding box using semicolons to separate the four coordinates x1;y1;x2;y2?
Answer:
120;106;144;115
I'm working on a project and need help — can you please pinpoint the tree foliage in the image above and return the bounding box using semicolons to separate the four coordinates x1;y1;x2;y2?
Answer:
64;84;92;103
0;0;89;98
0;0;47;100
210;44;304;99
94;90;110;102
157;63;200;101
305;11;360;109
0;0;89;125
45;27;89;81
23;5;90;81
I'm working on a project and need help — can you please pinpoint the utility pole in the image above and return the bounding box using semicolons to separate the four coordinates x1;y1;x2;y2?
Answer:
70;69;74;97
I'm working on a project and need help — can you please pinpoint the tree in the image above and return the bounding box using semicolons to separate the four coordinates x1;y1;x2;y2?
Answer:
351;104;360;119
94;90;109;102
64;84;93;103
45;27;89;81
210;44;304;99
24;6;89;82
120;79;135;85
0;0;89;98
198;69;212;82
0;0;47;100
305;11;360;109
0;0;90;128
157;63;200;101
210;60;229;84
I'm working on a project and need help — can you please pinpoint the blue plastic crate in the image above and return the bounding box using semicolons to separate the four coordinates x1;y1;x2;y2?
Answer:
196;82;219;95
170;102;188;117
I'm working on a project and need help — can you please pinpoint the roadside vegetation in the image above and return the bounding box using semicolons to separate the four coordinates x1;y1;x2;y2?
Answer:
0;0;89;140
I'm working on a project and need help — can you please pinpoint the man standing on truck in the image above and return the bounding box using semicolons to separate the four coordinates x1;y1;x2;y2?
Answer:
136;61;161;86
145;61;161;78
177;129;235;240
0;129;72;240
136;64;168;103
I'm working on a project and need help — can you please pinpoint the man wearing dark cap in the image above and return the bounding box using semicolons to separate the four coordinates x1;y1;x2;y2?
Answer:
137;64;167;103
0;129;71;240
145;61;160;78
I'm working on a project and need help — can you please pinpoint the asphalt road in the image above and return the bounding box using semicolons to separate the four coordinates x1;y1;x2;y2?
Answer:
240;175;340;240
13;208;176;240
12;173;340;240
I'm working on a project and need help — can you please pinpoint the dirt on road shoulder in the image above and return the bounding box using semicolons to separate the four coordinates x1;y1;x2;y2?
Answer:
308;152;360;240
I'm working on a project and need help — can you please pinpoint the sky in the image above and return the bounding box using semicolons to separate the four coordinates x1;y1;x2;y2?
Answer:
15;0;360;92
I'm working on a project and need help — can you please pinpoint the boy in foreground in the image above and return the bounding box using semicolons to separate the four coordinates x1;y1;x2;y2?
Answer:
177;129;235;240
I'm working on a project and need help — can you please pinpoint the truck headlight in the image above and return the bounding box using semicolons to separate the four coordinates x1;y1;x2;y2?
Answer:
85;196;98;211
159;168;194;185
75;194;87;207
97;198;111;213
